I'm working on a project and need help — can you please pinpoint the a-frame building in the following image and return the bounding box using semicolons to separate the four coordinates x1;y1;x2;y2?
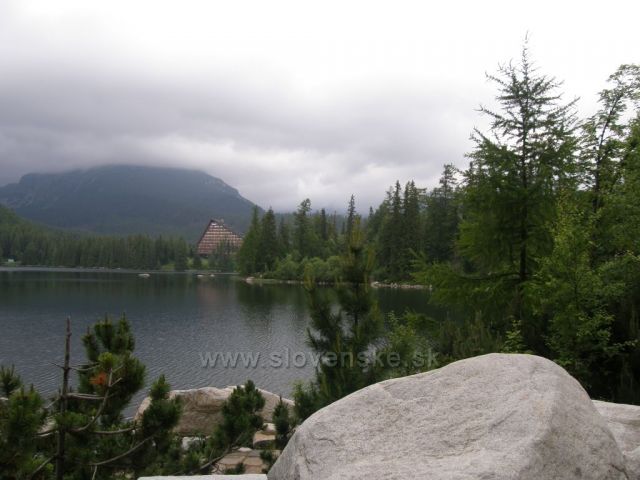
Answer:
196;219;243;256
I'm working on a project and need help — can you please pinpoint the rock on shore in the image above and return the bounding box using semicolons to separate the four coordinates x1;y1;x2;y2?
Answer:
135;386;293;436
269;353;631;479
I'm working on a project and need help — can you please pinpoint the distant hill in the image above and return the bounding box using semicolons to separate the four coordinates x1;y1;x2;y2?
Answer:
0;165;260;240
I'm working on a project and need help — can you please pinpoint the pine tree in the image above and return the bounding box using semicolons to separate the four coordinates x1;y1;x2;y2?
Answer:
258;208;278;271
423;165;459;263
277;217;290;258
236;206;261;275
314;208;329;244
293;199;320;258
174;240;189;272
295;219;383;420
0;317;181;480
213;381;265;449
272;398;292;449
345;195;357;241
378;181;404;281
401;181;421;272
0;367;47;479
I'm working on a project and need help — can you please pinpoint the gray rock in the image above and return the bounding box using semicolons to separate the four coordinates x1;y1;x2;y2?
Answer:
269;353;629;480
136;387;230;436
594;400;640;454
625;448;640;480
135;386;293;437
180;436;203;450
593;399;640;478
138;476;266;479
216;448;272;475
253;430;276;449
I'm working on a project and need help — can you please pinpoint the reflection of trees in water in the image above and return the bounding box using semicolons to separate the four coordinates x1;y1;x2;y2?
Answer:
0;270;199;305
233;280;445;324
195;276;234;307
234;281;308;317
375;288;432;315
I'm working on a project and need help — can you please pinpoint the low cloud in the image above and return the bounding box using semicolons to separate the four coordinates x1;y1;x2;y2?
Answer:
0;63;476;211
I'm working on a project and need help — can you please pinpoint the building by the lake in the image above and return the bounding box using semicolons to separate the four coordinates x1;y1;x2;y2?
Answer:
196;219;243;256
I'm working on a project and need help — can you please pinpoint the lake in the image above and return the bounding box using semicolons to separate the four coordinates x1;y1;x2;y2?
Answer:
0;268;435;413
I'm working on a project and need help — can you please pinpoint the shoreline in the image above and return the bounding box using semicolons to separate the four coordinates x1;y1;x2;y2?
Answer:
0;266;239;275
245;276;427;290
0;267;427;290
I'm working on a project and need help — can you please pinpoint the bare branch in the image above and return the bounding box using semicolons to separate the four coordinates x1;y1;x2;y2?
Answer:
71;370;113;433
88;436;153;467
67;393;108;401
28;455;55;479
91;426;136;436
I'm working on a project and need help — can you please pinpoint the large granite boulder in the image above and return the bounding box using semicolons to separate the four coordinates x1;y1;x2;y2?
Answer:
269;353;629;480
135;386;293;437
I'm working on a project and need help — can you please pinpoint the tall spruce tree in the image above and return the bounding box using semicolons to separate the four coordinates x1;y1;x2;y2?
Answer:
345;195;357;241
378;181;404;281
173;240;189;272
258;208;279;271
236;206;261;275
402;181;421;272
423;164;459;263
277;217;290;258
293;199;320;258
419;45;577;351
317;208;329;242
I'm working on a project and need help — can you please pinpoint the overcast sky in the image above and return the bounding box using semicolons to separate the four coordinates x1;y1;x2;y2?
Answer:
0;1;638;211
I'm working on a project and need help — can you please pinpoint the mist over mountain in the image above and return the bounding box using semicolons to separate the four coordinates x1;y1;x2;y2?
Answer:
0;165;260;240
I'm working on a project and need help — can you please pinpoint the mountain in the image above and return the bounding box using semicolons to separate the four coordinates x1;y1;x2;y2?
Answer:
0;165;260;240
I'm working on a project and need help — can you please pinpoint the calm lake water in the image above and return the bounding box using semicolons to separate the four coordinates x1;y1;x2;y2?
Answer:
0;268;435;413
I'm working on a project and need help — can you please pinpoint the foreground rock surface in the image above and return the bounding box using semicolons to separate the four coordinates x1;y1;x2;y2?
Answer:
593;399;640;477
139;476;266;479
136;386;293;436
594;399;640;454
269;353;629;480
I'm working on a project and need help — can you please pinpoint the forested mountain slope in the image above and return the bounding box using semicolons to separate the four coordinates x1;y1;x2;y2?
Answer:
0;165;259;240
